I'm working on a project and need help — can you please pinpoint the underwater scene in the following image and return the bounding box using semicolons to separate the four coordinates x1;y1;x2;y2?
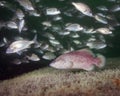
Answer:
0;0;120;95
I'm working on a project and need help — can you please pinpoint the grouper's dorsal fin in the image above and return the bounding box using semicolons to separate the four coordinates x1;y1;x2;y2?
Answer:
77;48;95;56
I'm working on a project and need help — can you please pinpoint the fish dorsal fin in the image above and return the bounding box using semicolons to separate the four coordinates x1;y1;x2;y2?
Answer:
77;48;95;56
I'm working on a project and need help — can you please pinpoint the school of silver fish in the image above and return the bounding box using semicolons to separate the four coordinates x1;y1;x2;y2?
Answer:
0;0;120;70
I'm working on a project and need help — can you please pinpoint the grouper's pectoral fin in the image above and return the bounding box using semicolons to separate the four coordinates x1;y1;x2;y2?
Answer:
82;64;95;71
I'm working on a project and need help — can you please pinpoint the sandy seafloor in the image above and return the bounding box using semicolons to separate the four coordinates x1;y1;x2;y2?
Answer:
0;57;120;96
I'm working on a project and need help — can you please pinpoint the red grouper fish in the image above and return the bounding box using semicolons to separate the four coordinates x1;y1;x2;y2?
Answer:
50;48;106;71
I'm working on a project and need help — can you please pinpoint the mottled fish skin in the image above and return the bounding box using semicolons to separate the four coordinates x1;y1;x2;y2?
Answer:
72;2;93;17
50;49;105;71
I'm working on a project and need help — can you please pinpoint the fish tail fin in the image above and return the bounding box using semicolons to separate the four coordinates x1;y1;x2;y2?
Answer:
32;34;37;43
96;54;106;68
72;2;75;6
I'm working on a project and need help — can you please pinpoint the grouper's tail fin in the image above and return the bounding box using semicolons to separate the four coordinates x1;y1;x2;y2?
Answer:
96;54;106;68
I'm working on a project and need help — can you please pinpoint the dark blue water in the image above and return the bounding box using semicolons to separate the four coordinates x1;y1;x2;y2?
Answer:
0;0;120;80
